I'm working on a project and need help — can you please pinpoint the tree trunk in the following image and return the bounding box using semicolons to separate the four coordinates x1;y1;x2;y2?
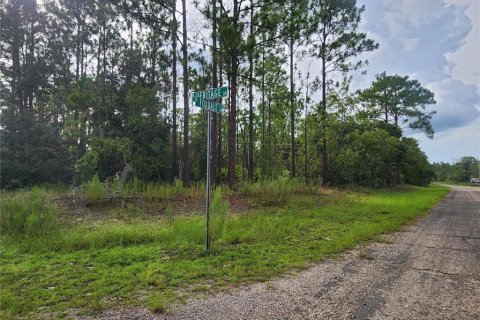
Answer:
211;0;219;185
96;25;102;78
151;35;157;86
27;21;35;111
321;30;328;185
12;41;22;112
80;25;84;78
248;3;254;182
217;33;223;183
261;43;265;146
130;20;134;50
103;27;107;74
171;0;178;180
10;2;23;112
242;125;247;180
289;35;296;178
304;73;309;184
228;56;238;188
228;0;240;189
75;17;81;80
181;0;190;186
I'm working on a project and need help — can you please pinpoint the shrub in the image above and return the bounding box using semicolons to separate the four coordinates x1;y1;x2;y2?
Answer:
0;188;59;237
86;173;107;205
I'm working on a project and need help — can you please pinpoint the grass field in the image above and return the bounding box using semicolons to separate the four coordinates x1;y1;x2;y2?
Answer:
0;184;449;319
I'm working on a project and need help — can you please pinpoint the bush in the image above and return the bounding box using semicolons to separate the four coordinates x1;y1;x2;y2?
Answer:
0;188;59;237
86;173;107;205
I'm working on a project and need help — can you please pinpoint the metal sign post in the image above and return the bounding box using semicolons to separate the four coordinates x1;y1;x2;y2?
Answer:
192;86;228;251
205;110;211;250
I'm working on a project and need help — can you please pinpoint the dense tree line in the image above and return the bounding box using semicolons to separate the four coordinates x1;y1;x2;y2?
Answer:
432;157;479;183
0;0;437;189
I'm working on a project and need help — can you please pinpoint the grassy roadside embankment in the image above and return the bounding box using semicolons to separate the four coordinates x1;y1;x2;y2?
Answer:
0;184;449;318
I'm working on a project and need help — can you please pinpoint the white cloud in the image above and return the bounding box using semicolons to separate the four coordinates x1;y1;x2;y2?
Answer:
444;0;480;90
390;0;447;27
426;78;480;132
384;11;407;37
402;37;421;52
415;118;480;163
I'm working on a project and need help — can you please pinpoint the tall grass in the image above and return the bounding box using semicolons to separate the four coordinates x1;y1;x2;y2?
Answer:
13;187;231;253
84;175;205;204
85;173;107;205
0;187;59;237
241;177;317;205
123;179;204;201
210;187;229;242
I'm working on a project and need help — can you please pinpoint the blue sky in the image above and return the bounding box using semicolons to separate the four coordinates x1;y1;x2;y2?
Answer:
355;0;480;163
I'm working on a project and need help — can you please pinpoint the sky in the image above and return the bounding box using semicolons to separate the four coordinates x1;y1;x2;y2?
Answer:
354;0;480;163
184;0;479;164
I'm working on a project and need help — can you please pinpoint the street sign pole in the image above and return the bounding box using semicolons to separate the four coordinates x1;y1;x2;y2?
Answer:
205;110;211;251
192;86;227;252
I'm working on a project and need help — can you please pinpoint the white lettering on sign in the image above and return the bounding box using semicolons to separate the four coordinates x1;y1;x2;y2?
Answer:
192;87;228;101
191;87;227;113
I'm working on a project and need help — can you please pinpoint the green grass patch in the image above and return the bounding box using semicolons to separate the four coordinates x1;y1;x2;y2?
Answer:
0;184;448;318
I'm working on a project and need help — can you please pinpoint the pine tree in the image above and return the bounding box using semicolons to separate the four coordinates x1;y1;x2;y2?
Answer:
309;0;378;184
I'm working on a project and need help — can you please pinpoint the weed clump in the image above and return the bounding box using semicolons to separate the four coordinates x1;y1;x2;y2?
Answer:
0;188;59;237
86;173;107;205
148;293;167;313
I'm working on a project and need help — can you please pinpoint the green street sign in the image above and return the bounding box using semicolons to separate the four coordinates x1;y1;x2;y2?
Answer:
192;86;228;101
196;99;223;112
192;86;228;113
192;96;203;107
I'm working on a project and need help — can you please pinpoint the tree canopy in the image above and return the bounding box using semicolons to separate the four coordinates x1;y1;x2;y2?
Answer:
1;0;438;189
360;72;436;138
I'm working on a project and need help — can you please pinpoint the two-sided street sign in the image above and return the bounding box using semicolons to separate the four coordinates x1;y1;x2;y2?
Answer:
192;86;228;112
191;86;228;251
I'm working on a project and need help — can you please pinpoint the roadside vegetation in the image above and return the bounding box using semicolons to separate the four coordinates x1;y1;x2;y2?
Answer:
0;0;455;318
0;181;448;318
2;0;437;192
432;156;479;183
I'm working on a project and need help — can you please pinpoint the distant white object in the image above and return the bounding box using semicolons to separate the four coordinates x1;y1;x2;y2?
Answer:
471;178;480;187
